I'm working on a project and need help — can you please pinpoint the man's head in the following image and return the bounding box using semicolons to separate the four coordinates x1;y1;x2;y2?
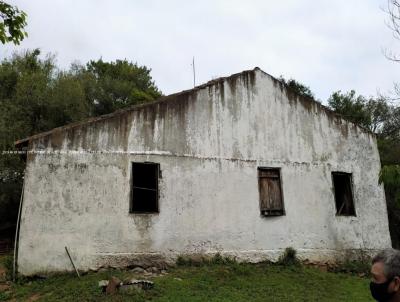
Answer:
370;249;400;302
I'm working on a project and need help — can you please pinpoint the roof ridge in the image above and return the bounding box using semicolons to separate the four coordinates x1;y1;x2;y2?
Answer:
14;68;260;146
14;66;374;147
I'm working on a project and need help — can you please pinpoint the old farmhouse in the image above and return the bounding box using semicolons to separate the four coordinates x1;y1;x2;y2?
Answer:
15;68;391;275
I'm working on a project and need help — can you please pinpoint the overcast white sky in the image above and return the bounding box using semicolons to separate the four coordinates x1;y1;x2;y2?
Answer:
2;0;400;103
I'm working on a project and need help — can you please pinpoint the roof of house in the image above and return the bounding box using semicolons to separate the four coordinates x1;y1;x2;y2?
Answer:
14;67;373;148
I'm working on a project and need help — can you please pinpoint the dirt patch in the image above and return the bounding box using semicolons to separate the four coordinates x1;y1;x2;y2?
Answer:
0;283;10;292
27;293;42;301
0;267;6;282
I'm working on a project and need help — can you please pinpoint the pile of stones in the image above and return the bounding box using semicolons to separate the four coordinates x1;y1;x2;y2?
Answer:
99;276;155;294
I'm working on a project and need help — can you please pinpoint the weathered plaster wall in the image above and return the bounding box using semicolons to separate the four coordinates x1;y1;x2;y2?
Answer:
17;69;391;275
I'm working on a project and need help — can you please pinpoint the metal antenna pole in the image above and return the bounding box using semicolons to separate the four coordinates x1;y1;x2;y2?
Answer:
192;56;196;87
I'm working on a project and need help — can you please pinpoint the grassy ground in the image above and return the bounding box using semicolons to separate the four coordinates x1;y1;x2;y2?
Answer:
0;255;373;302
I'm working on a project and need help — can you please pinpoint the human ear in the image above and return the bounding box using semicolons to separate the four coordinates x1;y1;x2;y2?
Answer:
394;277;400;291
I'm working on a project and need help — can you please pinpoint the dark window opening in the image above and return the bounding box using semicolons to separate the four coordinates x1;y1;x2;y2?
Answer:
258;168;285;216
130;162;159;213
332;172;355;216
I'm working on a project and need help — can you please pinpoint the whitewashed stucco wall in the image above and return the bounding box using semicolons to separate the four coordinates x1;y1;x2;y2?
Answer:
17;68;391;275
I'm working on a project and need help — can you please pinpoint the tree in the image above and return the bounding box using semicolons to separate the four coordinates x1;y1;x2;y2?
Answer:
380;164;400;248
327;90;392;132
385;0;400;61
279;76;315;100
0;1;27;45
77;59;162;116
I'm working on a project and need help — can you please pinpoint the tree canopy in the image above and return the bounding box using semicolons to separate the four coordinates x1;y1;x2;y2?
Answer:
0;1;27;44
0;50;162;229
279;76;315;100
327;90;392;133
79;59;162;116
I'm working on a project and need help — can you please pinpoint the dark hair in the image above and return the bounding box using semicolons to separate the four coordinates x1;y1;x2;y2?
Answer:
372;249;400;279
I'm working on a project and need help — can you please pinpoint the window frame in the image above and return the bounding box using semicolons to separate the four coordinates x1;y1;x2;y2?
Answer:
257;167;285;217
130;161;160;214
331;171;356;217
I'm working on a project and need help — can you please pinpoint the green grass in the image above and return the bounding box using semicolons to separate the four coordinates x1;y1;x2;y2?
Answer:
0;258;374;302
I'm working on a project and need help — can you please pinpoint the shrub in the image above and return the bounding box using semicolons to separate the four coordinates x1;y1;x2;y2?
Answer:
209;253;236;265
176;253;237;267
276;247;300;266
176;255;191;266
330;252;371;276
1;254;14;281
